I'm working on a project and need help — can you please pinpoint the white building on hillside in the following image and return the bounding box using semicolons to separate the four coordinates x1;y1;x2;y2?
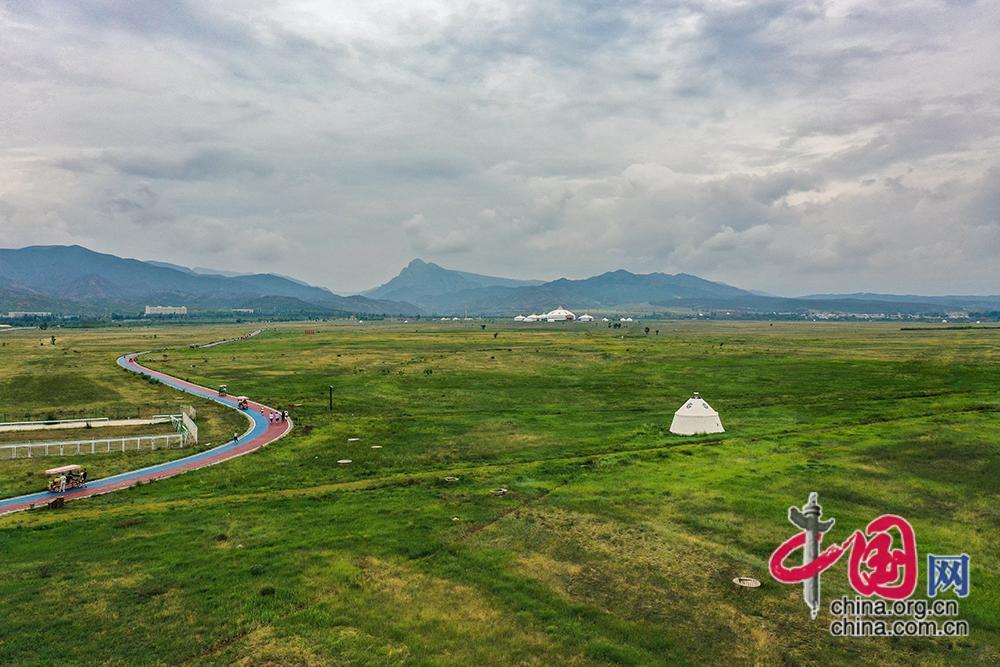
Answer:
514;314;526;321
578;314;594;322
6;311;52;318
145;305;188;316
669;393;725;435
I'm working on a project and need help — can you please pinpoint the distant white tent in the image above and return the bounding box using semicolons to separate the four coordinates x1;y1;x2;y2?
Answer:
670;392;725;435
578;314;594;322
545;307;576;321
601;317;610;322
514;315;526;322
524;314;540;322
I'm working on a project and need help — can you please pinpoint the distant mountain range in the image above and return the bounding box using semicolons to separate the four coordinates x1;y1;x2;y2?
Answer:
363;261;999;316
403;268;750;313
1;245;997;318
0;245;417;316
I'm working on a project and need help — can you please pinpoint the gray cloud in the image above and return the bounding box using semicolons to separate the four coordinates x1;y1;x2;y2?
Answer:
0;0;997;294
104;148;273;181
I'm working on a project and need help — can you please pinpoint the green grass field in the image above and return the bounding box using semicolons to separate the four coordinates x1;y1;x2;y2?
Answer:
0;321;997;665
0;328;248;498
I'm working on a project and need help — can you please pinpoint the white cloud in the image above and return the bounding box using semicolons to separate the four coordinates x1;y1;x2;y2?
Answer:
0;0;997;294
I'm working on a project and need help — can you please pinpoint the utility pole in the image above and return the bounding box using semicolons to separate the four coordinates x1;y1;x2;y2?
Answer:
328;385;334;412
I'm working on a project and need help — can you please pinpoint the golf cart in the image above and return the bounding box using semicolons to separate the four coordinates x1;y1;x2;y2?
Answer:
218;384;228;397
236;396;249;410
46;464;88;493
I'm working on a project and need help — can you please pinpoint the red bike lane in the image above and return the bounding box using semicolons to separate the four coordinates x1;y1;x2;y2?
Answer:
0;351;291;516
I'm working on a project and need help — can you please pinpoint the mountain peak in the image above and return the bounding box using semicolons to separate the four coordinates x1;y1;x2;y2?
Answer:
364;259;544;304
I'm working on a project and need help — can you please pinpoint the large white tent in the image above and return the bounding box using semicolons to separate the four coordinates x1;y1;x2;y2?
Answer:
669;392;725;435
545;307;576;321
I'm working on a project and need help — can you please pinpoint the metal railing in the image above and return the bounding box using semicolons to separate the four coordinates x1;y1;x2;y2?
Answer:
0;417;110;428
0;432;190;460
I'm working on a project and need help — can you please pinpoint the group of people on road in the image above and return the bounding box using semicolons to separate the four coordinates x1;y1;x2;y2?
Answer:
263;408;289;425
231;408;287;443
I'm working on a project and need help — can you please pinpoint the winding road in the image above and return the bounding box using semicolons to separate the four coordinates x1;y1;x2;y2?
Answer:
0;348;291;517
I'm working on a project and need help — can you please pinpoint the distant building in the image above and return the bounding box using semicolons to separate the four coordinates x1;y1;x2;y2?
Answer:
145;305;188;316
578;314;594;322
514;315;526;321
6;311;52;318
231;308;254;314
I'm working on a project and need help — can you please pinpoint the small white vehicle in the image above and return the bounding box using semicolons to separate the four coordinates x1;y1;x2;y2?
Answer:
46;464;88;493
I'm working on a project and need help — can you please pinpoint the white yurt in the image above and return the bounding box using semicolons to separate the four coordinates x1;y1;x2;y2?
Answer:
514;315;526;321
545;306;576;321
578;314;594;322
669;392;725;435
524;314;540;322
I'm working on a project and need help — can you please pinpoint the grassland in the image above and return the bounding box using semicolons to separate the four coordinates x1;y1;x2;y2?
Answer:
0;320;997;665
0;328;248;497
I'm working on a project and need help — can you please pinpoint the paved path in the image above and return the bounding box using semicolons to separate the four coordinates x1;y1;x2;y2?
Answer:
0;350;291;517
190;328;263;349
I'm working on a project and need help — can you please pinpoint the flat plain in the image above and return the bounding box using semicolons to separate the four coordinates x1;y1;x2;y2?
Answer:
0;320;997;665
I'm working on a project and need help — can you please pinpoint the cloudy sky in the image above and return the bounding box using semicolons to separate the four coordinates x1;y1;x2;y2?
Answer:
1;1;997;295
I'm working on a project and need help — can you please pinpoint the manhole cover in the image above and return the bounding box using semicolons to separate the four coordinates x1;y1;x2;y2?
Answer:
337;459;352;465
732;577;761;588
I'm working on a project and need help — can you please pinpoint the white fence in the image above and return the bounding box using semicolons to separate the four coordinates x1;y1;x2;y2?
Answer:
0;432;190;460
181;411;198;444
0;410;199;460
0;417;110;428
